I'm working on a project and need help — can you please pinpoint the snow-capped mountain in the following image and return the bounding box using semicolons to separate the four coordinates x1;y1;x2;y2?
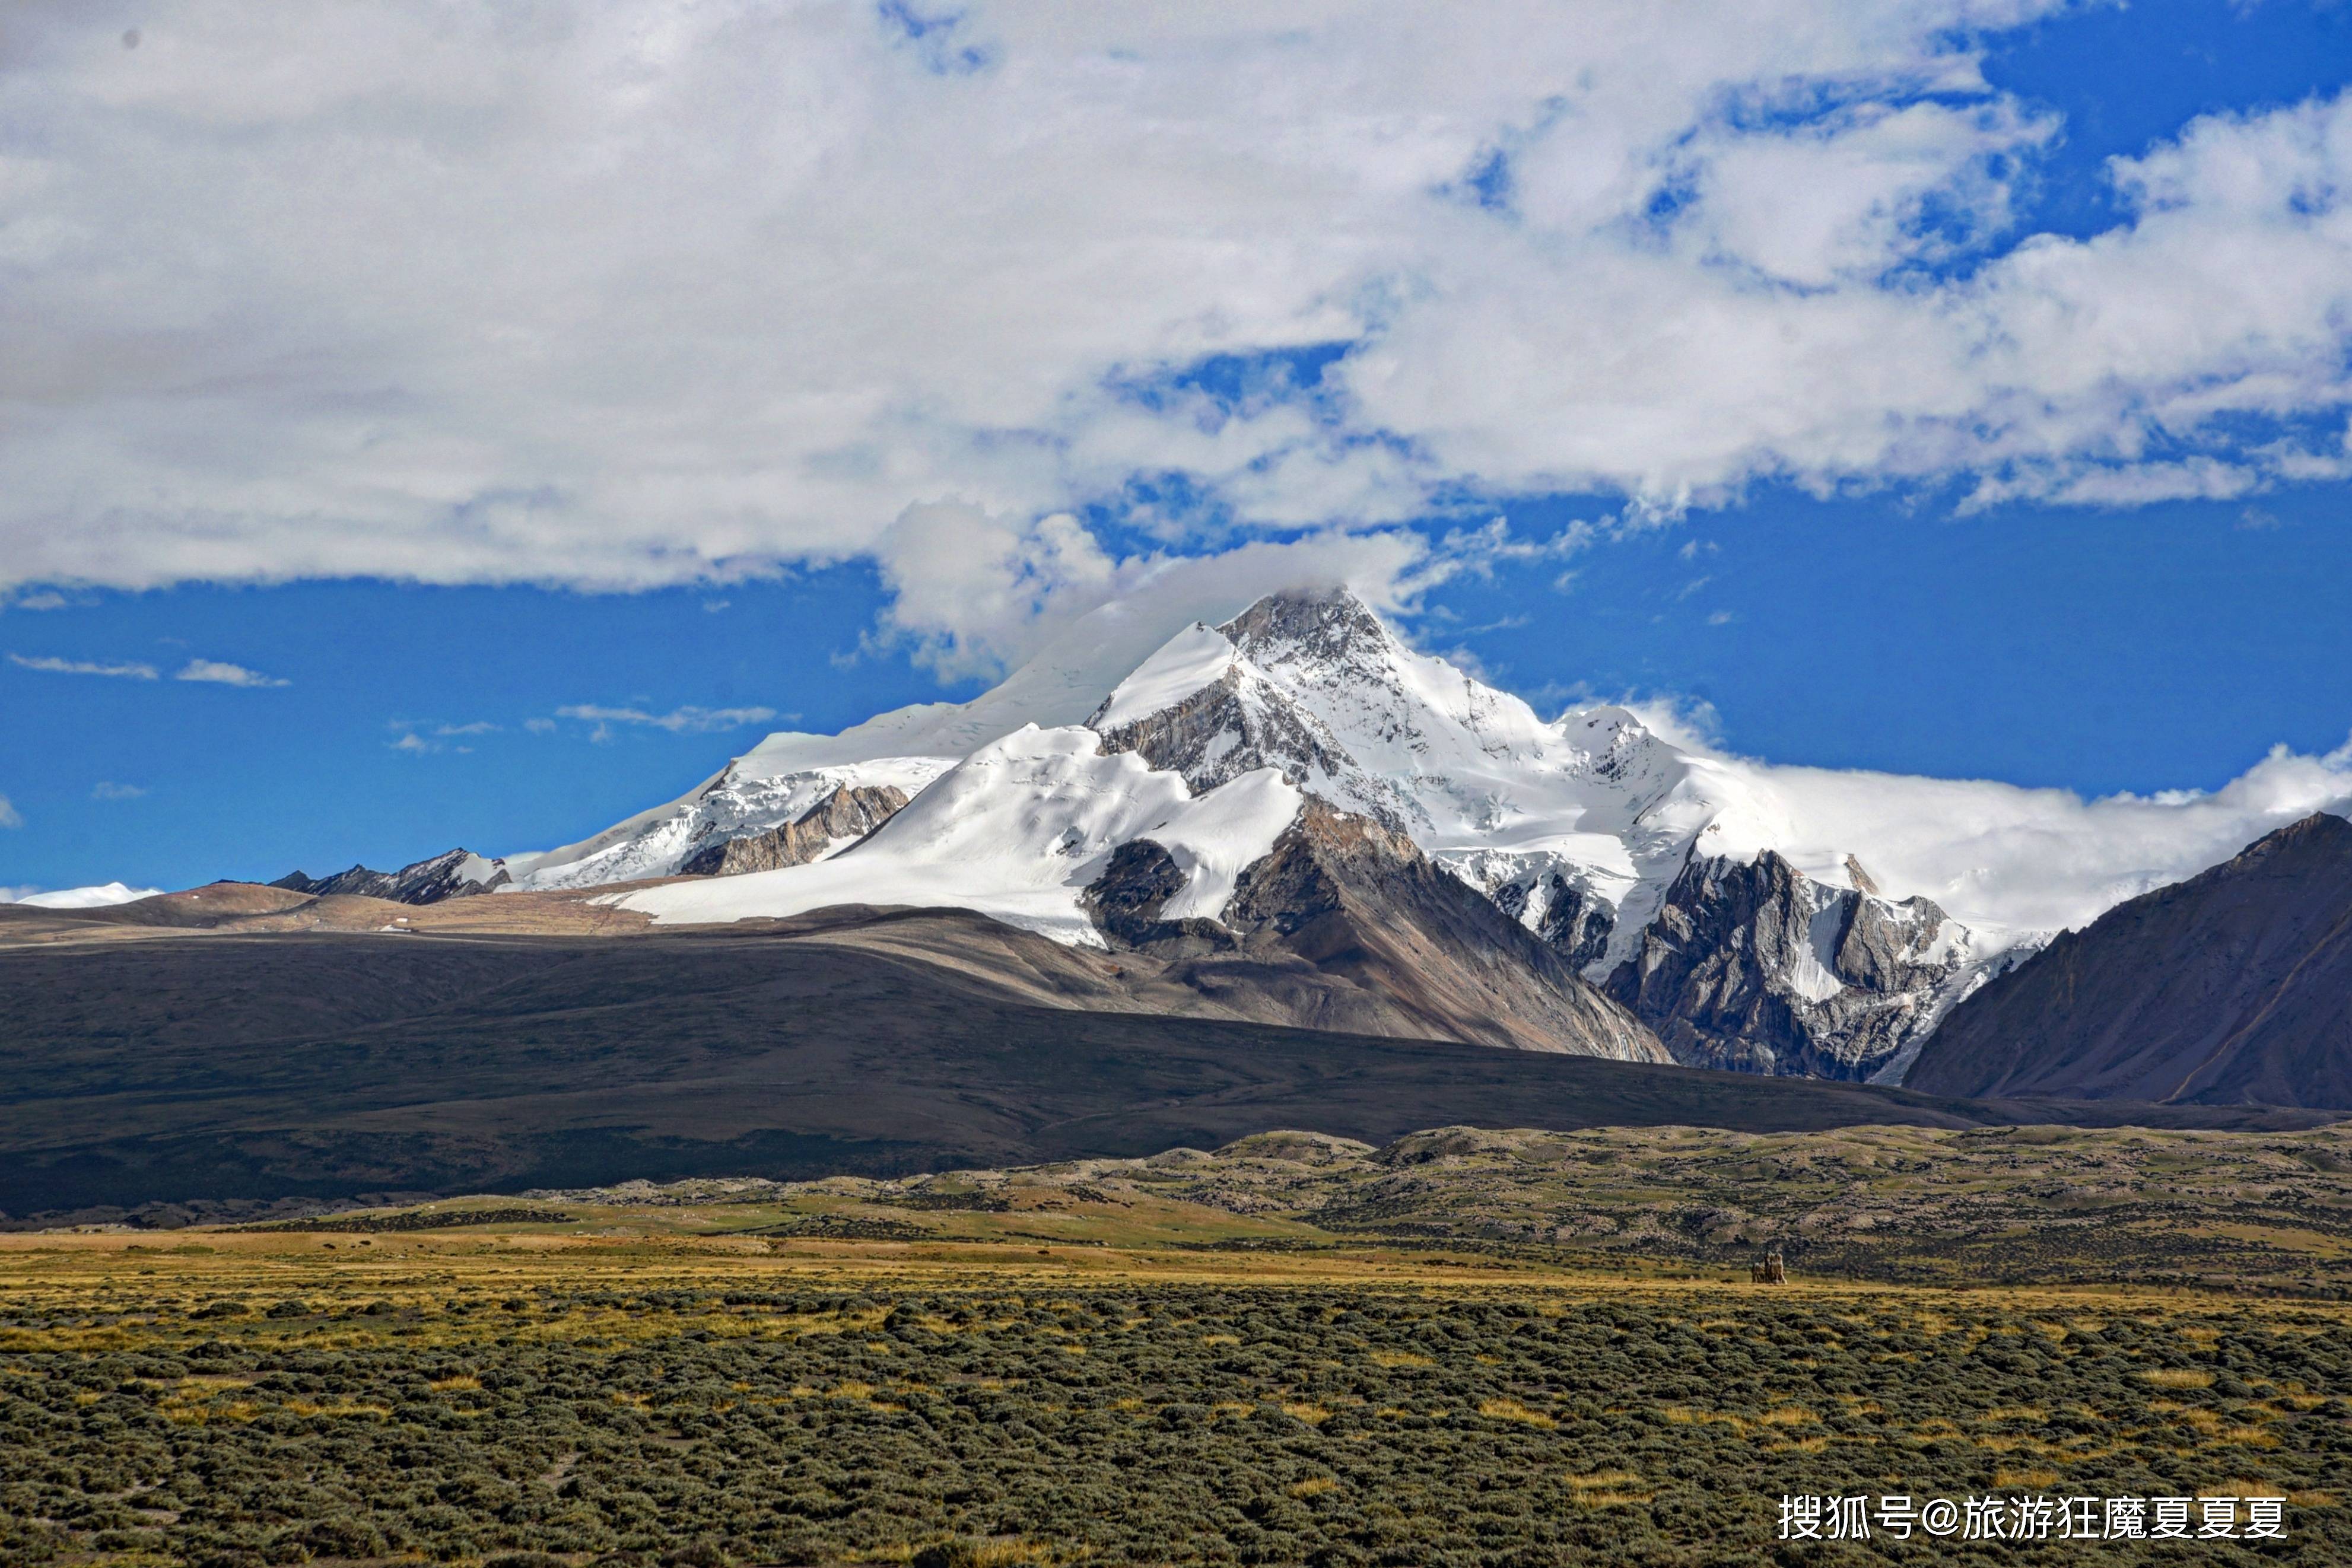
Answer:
466;584;2352;1081
1074;590;2018;1079
613;726;1306;948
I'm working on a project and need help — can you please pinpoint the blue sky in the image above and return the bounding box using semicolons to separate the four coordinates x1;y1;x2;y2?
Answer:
4;1;2351;894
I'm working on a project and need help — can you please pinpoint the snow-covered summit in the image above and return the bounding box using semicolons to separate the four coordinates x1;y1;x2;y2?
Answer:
1086;589;2352;945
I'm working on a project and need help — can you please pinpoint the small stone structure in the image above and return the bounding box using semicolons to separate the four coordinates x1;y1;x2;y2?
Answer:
1750;1249;1787;1285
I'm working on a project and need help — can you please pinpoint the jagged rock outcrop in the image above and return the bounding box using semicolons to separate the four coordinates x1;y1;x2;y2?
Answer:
679;784;909;877
271;848;508;905
1083;797;1669;1062
1078;839;1202;947
1603;849;1982;1080
1907;811;2352;1107
1489;870;1617;972
1091;661;1383;822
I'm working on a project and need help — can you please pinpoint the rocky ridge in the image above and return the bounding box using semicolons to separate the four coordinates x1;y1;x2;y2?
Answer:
1601;850;2003;1079
271;848;508;905
678;784;910;877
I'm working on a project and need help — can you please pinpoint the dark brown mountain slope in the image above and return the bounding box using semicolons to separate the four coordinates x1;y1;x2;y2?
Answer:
1907;811;2352;1106
2;921;2325;1224
3;863;1655;1060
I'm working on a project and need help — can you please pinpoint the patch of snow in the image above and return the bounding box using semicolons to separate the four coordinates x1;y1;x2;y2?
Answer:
1089;622;1238;731
1788;895;1849;1005
610;726;1301;945
450;851;502;886
1865;928;2038;1085
12;882;164;909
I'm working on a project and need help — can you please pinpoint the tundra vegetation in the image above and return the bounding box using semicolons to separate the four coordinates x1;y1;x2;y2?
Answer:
5;1123;2351;1566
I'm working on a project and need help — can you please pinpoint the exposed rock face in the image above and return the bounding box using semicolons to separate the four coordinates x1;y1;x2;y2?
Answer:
1220;589;1394;688
1906;811;2352;1108
1489;870;1617;973
271;848;508;905
1603;850;1981;1080
1083;798;1670;1062
510;761;952;892
1091;663;1381;821
679;784;910;877
1076;839;1196;946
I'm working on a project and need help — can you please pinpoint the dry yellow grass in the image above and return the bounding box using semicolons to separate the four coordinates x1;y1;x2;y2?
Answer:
1477;1397;1557;1428
2144;1367;2217;1388
1566;1470;1653;1507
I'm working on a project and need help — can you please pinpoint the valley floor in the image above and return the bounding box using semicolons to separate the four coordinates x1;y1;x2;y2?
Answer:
7;1153;2352;1567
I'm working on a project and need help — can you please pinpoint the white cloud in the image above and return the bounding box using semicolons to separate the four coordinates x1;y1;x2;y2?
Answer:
556;704;780;739
8;653;158;679
0;2;2348;673
0;794;20;829
90;781;145;799
0;885;36;900
866;521;1445;683
173;659;288;687
389;717;497;753
873;504;1120;680
1672;725;2352;935
1686;97;2054;288
11;882;167;908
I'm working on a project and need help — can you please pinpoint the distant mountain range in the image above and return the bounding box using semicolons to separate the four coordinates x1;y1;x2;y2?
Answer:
28;587;2350;1109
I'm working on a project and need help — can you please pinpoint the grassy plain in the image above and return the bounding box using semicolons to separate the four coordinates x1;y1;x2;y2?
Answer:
7;1125;2352;1566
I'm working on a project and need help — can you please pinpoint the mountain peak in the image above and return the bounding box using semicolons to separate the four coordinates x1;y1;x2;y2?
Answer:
1218;585;1391;662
